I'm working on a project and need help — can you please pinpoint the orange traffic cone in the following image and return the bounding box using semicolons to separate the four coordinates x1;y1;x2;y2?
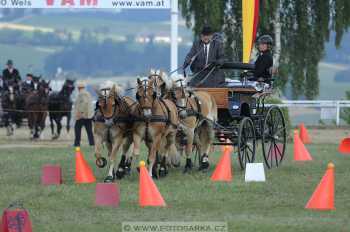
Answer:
305;163;335;210
211;146;232;182
75;147;96;184
299;123;311;144
221;139;234;153
338;138;350;155
139;161;166;207
294;130;313;161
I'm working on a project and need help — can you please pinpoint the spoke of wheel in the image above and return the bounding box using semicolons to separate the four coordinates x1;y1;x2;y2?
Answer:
269;142;273;165
273;143;279;167
266;142;272;162
247;144;254;154
274;142;283;160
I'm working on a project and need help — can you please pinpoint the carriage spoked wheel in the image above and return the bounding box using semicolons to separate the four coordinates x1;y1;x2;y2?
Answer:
237;117;256;170
262;106;287;169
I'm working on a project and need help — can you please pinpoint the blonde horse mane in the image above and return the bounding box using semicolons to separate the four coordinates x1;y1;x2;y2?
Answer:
149;69;173;90
99;80;124;96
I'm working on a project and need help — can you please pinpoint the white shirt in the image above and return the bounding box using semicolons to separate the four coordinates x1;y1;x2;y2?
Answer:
204;43;210;65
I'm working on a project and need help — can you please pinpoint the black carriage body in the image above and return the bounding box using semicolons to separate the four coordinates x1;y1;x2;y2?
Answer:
193;62;287;170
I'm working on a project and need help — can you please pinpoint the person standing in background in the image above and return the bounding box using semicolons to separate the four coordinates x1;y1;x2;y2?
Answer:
74;80;94;147
2;60;21;83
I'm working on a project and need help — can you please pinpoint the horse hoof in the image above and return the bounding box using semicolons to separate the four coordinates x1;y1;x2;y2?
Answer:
198;162;210;172
152;168;159;179
159;167;168;178
96;157;107;168
124;166;131;175
183;158;193;173
104;176;114;183
115;168;125;180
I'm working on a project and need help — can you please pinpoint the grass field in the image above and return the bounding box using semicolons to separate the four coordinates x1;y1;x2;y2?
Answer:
0;140;349;232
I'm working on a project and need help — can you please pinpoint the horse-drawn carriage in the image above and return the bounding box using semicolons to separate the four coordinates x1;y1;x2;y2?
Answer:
192;62;287;170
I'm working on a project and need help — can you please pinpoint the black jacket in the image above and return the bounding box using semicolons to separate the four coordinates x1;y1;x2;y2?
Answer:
253;51;273;81
184;39;225;87
2;68;21;83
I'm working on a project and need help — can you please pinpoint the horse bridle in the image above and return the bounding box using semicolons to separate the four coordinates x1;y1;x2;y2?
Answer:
136;79;159;105
98;88;117;120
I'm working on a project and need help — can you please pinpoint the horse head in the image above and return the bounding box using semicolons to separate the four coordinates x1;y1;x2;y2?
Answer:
62;79;75;96
4;80;19;103
171;75;188;108
136;77;158;118
39;79;51;96
148;69;172;97
97;81;120;119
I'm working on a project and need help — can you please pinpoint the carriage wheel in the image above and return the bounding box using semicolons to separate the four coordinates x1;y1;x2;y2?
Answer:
238;117;256;170
262;106;287;169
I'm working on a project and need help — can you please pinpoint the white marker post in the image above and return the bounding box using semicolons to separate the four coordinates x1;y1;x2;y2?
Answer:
245;163;266;182
170;0;178;77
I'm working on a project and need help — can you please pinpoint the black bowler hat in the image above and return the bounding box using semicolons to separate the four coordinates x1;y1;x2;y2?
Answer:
201;26;213;36
6;60;13;65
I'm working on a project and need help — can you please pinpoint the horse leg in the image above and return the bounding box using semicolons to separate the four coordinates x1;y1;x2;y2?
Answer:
159;132;176;177
198;121;214;171
66;112;71;133
94;133;107;168
56;117;62;138
121;135;134;175
50;115;56;139
132;129;143;172
148;133;162;178
38;113;46;140
105;137;123;182
183;128;195;173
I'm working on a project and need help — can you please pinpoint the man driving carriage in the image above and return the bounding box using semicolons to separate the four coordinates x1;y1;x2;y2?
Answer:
183;26;225;87
21;74;35;95
2;60;21;84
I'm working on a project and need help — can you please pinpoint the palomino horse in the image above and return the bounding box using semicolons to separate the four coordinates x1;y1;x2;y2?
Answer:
25;80;51;139
134;77;179;178
93;81;137;182
48;79;75;140
152;72;218;172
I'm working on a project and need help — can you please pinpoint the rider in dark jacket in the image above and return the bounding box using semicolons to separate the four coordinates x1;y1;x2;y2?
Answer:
184;26;225;87
21;74;35;95
250;35;274;83
2;60;21;84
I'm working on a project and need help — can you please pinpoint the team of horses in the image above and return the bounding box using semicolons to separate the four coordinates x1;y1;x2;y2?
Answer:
1;71;219;180
0;77;75;140
94;70;218;181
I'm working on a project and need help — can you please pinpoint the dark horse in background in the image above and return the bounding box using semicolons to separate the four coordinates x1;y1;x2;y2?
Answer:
1;79;23;136
48;79;75;140
25;80;51;139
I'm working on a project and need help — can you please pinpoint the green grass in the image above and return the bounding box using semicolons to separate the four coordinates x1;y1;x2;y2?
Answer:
0;143;349;232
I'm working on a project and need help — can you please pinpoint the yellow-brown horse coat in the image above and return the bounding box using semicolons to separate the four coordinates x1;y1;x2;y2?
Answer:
133;77;179;176
93;84;137;180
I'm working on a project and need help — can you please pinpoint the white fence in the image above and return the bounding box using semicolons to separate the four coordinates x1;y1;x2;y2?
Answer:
271;100;350;126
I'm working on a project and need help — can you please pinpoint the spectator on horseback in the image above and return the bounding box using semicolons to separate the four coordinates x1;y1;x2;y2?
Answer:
184;25;225;87
73;80;95;147
21;74;35;95
2;60;21;84
249;35;274;84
